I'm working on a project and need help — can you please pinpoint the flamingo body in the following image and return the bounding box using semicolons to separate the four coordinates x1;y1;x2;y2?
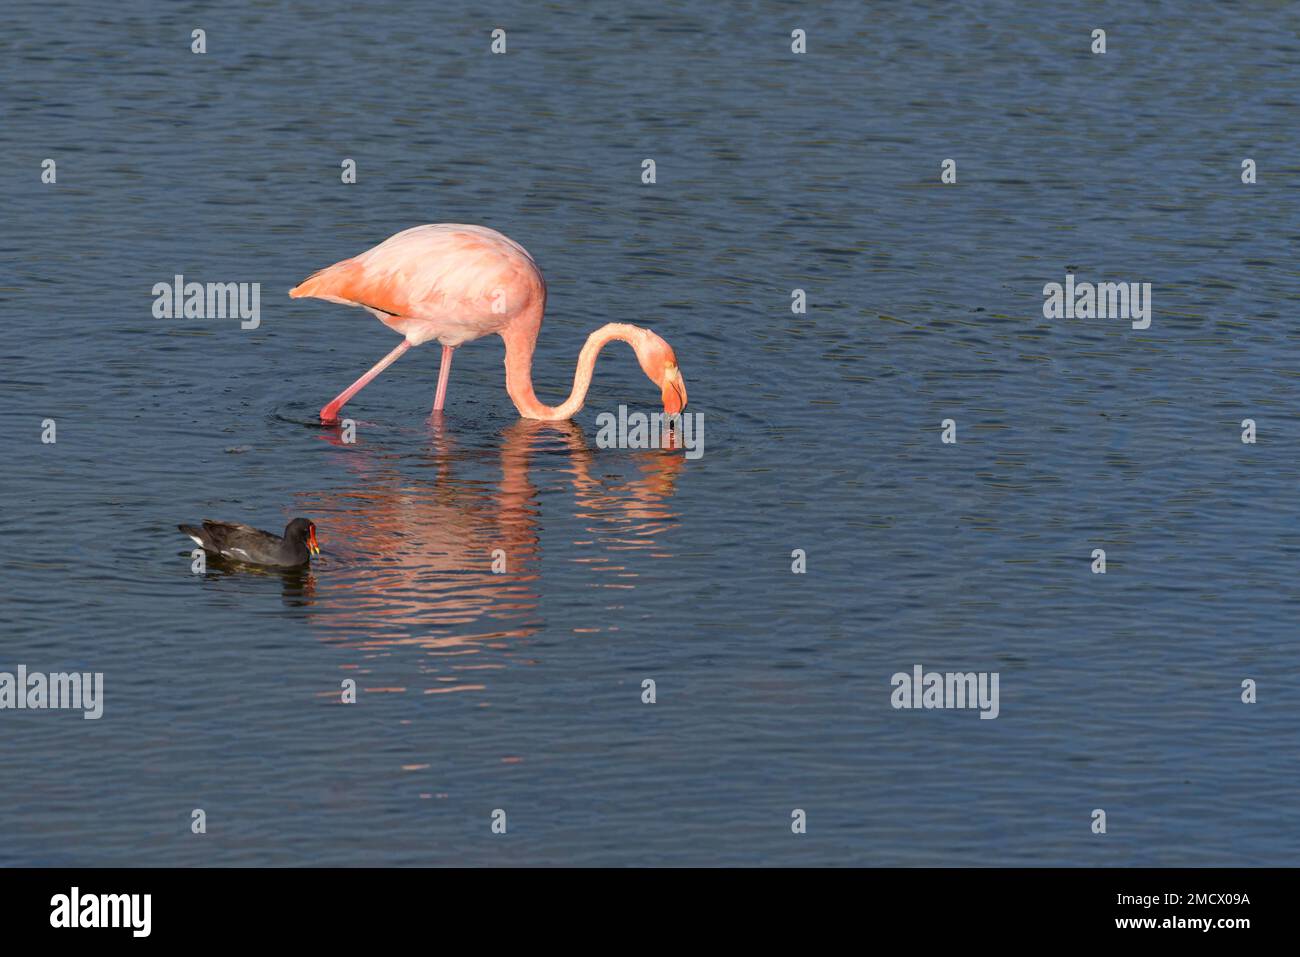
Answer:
291;224;542;348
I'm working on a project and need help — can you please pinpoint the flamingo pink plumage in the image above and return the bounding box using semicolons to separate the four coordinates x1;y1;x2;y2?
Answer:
289;224;687;424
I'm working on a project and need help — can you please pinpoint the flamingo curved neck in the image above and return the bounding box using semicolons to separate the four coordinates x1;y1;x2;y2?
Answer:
502;322;642;421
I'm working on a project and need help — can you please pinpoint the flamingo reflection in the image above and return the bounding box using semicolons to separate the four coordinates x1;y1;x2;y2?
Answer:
295;416;685;700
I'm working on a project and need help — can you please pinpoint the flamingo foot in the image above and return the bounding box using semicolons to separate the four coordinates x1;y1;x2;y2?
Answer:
319;399;346;424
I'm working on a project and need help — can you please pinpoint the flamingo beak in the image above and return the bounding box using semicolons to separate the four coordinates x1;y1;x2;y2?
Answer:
308;527;320;556
662;365;686;416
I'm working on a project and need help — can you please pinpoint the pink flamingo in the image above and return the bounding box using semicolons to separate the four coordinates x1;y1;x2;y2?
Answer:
290;224;687;424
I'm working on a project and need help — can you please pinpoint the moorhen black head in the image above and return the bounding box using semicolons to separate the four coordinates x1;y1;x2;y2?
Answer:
179;517;320;568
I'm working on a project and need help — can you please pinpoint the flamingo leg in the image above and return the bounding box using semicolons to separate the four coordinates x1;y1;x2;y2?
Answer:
320;340;412;423
432;345;455;412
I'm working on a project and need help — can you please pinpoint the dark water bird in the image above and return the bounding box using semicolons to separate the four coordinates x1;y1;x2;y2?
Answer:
179;517;320;568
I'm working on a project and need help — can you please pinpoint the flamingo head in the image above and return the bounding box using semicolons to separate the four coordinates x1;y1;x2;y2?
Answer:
637;329;687;416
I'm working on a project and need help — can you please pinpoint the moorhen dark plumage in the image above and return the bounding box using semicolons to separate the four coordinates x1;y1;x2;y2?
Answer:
179;517;320;568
